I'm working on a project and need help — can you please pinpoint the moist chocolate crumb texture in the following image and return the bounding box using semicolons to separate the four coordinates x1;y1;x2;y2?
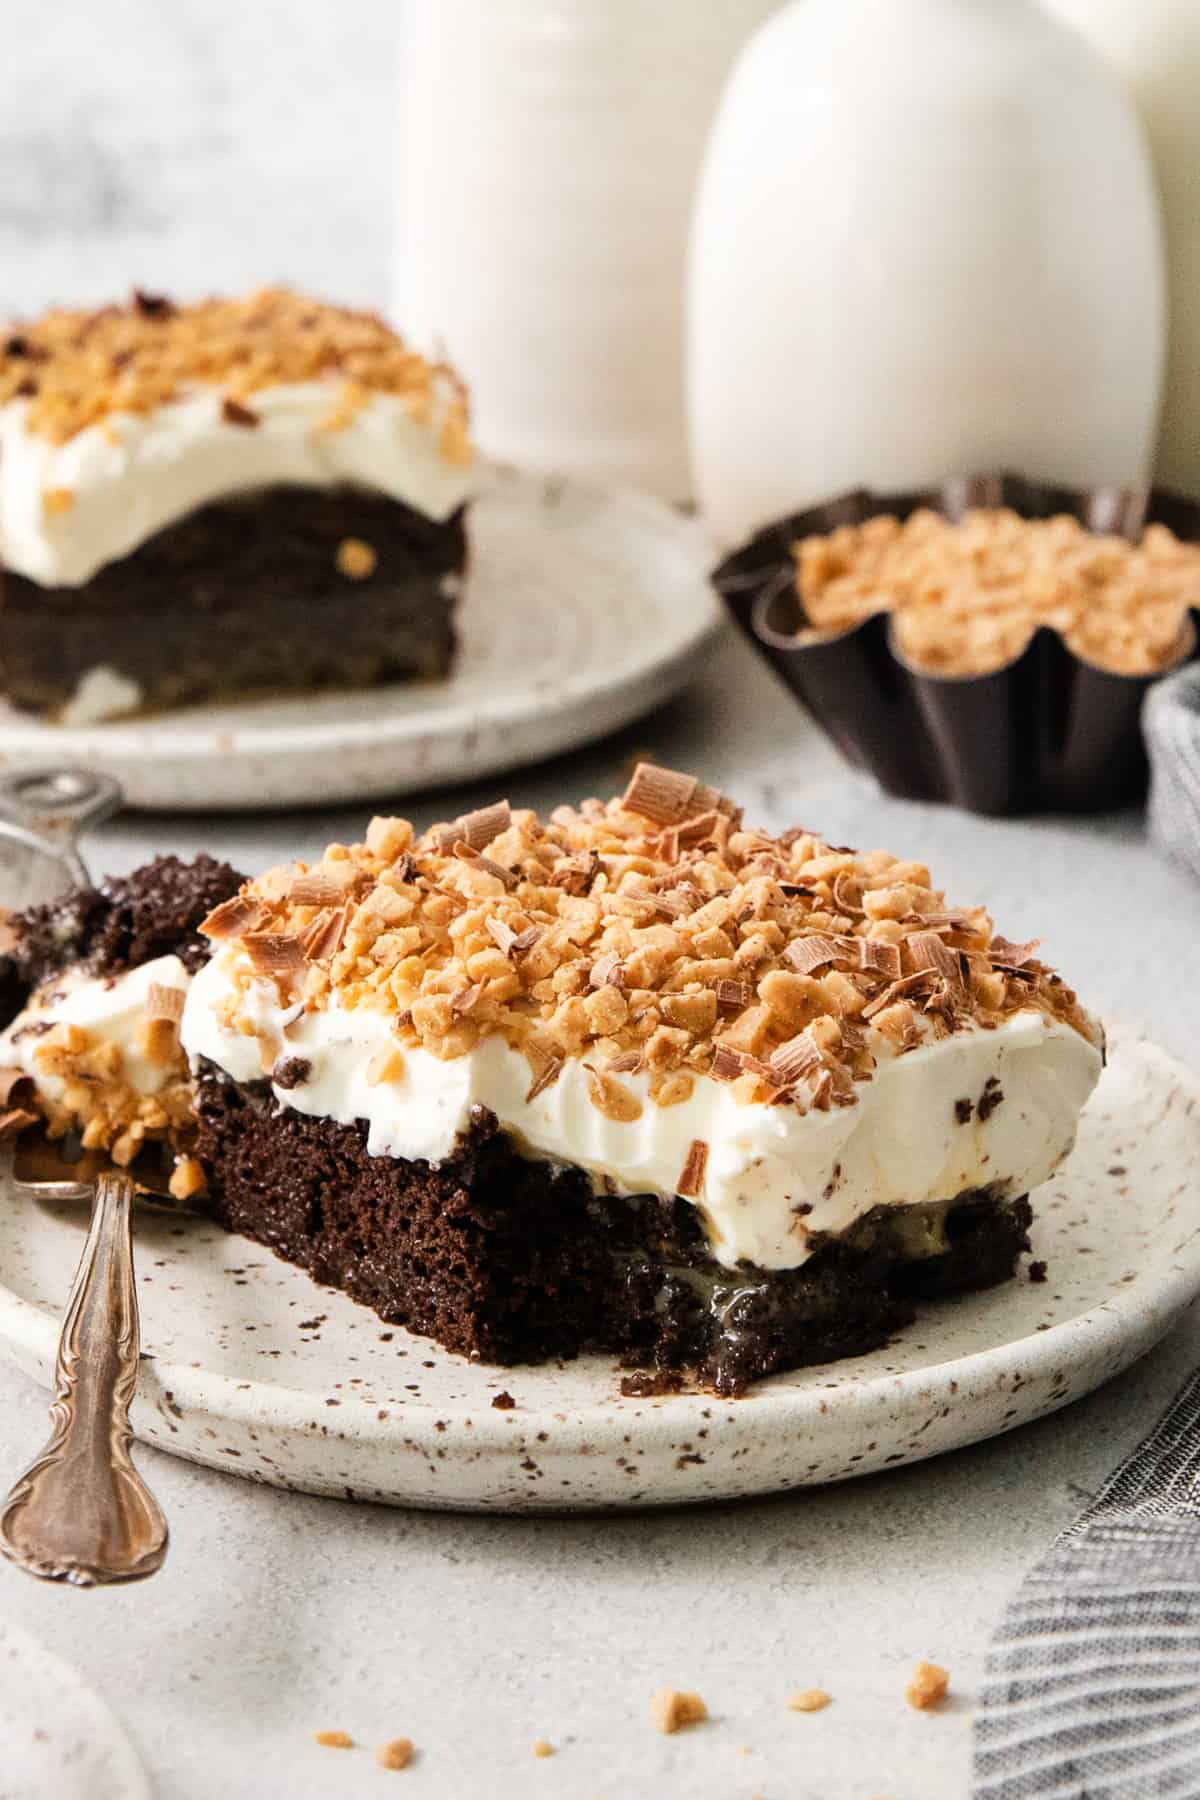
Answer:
0;289;474;721
0;772;1104;1389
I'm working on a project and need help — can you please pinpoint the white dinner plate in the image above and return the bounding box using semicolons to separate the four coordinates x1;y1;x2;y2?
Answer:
0;1028;1193;1514
0;467;724;811
0;1619;150;1800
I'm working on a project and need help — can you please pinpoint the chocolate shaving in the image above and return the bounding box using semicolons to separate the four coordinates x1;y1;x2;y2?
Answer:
287;872;348;907
677;809;721;845
453;843;518;890
606;1049;643;1074
511;926;541;955
655;827;680;866
858;938;903;980
785;933;855;976
711;1046;745;1081
144;982;185;1023
714;979;753;1013
549;852;600;894
590;952;625;990
832;872;865;917
769;1030;824;1085
200;894;273;940
650;889;699;919
243;932;306;977
906;930;964;987
0;1106;39;1140
300;906;349;962
221;395;259;427
861;970;936;1018
988;936;1041;970
524;1047;564;1102
0;1068;33;1106
451;983;484;1016
437;799;511;854
621;762;732;827
809;1070;835;1112
485;916;518;956
392;852;418;884
676;1139;709;1199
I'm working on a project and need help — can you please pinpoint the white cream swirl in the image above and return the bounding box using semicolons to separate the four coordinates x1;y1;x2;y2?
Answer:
181;947;1103;1272
0;955;192;1099
0;380;474;587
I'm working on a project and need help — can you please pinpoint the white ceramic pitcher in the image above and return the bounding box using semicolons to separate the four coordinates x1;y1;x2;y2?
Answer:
396;0;778;500
688;0;1165;546
1046;0;1200;498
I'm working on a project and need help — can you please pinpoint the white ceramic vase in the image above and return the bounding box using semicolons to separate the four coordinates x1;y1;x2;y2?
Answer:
1045;0;1200;498
688;0;1166;546
395;0;778;500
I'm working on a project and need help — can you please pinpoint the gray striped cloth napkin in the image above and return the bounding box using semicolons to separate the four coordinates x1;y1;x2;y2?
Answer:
1145;663;1200;885
972;1366;1200;1796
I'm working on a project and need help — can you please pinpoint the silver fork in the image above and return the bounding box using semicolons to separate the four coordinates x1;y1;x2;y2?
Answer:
0;768;184;1586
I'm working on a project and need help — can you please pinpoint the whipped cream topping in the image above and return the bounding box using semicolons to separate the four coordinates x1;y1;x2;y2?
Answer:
0;955;191;1099
182;946;1102;1271
0;381;474;587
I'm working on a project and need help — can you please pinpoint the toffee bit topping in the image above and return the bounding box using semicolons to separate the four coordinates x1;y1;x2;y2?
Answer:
906;929;964;987
715;978;753;1012
144;982;185;1022
584;1064;643;1122
1;288;472;458
438;800;511;854
676;1139;709;1199
453;842;518;890
206;774;1096;1103
335;536;378;580
200;894;272;941
221;395;259;428
243;932;306;977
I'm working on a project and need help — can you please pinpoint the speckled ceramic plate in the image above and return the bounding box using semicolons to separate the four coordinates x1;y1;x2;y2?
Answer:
0;1619;150;1800
0;467;723;811
0;1028;1193;1514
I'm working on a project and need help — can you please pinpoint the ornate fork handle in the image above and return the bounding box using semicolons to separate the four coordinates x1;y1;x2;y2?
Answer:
0;1172;168;1585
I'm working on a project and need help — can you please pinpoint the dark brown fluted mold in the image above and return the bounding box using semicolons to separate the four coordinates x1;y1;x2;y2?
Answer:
715;475;1200;816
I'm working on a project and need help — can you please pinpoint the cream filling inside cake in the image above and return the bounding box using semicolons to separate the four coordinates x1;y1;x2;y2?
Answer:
0;380;474;587
0;955;191;1100
180;949;1103;1272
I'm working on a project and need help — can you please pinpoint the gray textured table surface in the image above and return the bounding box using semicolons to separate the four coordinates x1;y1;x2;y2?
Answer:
0;629;1195;1800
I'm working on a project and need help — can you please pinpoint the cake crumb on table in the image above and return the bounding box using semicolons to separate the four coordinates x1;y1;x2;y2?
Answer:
313;1730;353;1749
375;1738;414;1770
532;1739;554;1758
651;1688;708;1734
787;1687;831;1713
905;1660;951;1710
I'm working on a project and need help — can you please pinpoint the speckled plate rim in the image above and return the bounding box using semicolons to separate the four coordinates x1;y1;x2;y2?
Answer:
0;1029;1194;1512
0;467;725;810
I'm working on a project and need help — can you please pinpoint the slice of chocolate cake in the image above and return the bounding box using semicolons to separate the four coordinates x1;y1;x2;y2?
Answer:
0;289;472;722
172;767;1103;1392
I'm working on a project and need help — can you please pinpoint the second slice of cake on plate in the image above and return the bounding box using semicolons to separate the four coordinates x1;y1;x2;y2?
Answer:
0;288;473;722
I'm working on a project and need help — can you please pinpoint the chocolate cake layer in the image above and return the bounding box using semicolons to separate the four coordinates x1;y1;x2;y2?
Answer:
0;854;244;1026
195;1064;1033;1394
0;484;466;718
